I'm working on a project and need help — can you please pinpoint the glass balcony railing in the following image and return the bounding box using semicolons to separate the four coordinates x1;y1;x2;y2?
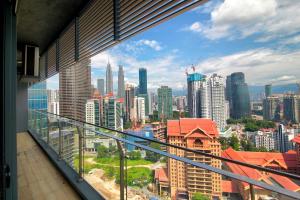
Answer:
28;110;300;200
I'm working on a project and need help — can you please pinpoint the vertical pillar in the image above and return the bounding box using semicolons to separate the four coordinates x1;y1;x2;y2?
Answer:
77;125;83;179
250;184;255;200
58;119;62;159
116;141;125;200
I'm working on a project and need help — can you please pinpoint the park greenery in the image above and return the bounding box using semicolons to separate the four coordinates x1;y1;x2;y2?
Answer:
75;144;155;188
192;192;210;200
219;135;272;152
227;117;276;132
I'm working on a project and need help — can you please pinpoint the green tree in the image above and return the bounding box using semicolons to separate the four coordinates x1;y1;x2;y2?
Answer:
128;150;141;160
192;192;210;200
244;122;259;132
97;145;109;158
123;121;132;129
229;135;240;150
145;142;161;162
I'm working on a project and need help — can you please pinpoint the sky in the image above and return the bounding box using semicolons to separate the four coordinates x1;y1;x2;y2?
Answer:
48;0;300;91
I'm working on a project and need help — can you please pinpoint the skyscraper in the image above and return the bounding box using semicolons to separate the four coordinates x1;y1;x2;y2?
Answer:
85;99;100;136
230;72;251;119
134;96;146;124
207;74;227;131
187;73;206;117
97;78;105;96
263;96;280;121
59;59;91;122
106;61;113;94
28;81;48;133
117;65;125;98
158;86;173;120
187;73;227;130
139;68;147;94
225;75;232;115
283;94;300;123
102;97;123;131
265;84;272;98
125;84;135;122
168;118;222;199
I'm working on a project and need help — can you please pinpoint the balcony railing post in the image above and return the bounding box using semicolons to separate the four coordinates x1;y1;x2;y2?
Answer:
77;124;83;180
58;118;62;160
40;112;43;137
116;140;125;200
47;116;50;144
250;184;255;200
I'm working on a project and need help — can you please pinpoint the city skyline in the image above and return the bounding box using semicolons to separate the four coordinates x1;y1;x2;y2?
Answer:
46;0;300;92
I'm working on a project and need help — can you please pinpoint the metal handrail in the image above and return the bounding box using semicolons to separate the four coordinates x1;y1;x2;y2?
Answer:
35;110;300;181
30;109;300;199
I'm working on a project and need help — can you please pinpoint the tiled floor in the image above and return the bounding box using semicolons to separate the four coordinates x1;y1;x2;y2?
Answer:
17;132;81;200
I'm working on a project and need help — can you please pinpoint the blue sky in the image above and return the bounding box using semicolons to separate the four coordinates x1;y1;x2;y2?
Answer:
48;0;300;91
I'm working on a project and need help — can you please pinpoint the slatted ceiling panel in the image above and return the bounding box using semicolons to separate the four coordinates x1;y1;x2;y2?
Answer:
119;0;208;40
38;0;208;80
79;0;114;60
59;23;76;70
39;55;46;81
47;44;57;77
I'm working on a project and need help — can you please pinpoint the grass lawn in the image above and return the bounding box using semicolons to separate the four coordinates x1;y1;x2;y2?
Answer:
94;157;153;166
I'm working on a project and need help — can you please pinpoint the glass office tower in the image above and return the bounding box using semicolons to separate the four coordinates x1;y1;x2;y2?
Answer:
139;68;148;95
28;81;48;135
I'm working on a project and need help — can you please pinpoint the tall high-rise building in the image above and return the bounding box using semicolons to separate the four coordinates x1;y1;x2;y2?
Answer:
102;97;123;131
230;72;251;119
117;65;125;98
225;75;232;116
85;99;101;136
139;68;147;94
207;74;227;131
125;84;135;122
187;73;206;118
28;81;48;133
134;96;146;124
138;93;149;116
263;96;281;121
47;89;59;115
106;61;113;94
148;92;154;115
167;118;222;199
97;78;105;96
59;59;91;121
158;86;173;120
273;124;294;153
265;84;272;98
187;73;227;130
283;94;300;123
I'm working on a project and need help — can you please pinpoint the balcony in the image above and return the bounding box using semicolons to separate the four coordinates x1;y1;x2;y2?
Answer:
2;0;300;200
23;110;300;200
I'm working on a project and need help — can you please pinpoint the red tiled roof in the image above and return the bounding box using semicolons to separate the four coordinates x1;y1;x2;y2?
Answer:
292;135;300;144
233;150;297;169
167;118;219;137
222;180;238;193
222;148;300;191
155;168;169;182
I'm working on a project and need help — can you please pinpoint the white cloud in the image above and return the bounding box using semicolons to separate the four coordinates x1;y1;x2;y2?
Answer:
196;48;300;85
188;0;300;42
189;22;202;32
280;35;300;45
136;39;162;51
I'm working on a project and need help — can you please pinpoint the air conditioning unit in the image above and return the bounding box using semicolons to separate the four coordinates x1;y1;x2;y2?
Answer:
18;45;40;82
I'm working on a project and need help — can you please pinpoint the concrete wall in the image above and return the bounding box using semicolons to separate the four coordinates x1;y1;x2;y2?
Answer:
16;81;28;132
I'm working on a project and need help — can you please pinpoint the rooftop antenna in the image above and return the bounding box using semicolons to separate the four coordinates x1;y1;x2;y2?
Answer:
191;64;195;72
